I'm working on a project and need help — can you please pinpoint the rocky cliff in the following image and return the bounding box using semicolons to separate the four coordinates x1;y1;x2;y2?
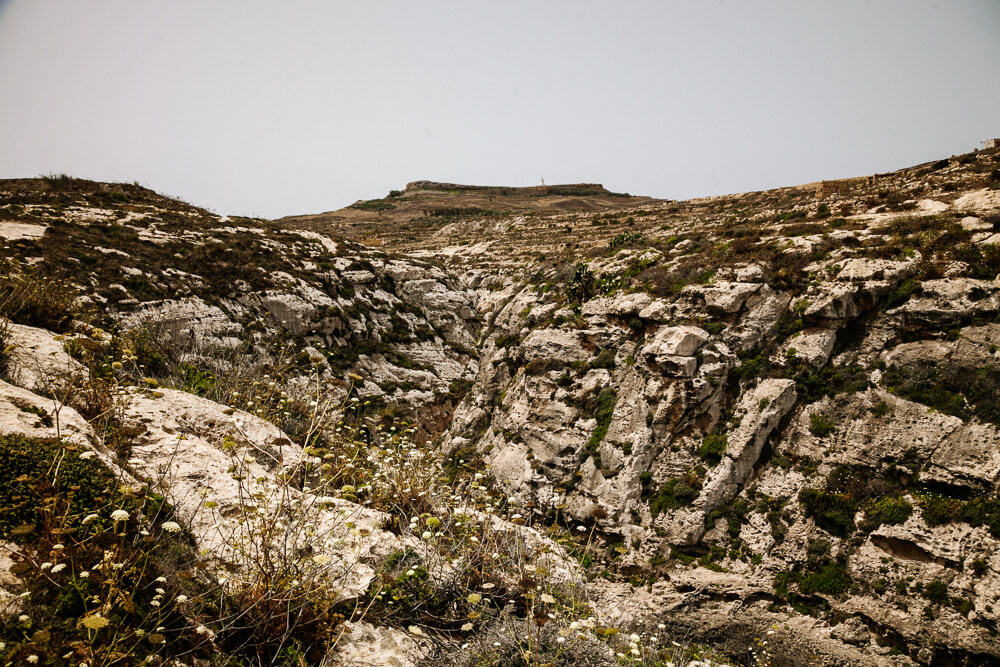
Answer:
1;150;1000;666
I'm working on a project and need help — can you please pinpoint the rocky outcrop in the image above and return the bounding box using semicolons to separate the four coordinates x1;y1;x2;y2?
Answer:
4;148;1000;665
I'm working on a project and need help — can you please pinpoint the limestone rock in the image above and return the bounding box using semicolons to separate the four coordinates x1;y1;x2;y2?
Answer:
122;387;403;600
642;325;709;359
5;322;84;393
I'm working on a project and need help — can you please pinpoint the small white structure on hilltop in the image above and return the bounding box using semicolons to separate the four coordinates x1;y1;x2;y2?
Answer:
984;138;1000;150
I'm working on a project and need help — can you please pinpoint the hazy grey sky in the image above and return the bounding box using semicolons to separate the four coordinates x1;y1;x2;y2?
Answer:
1;1;998;218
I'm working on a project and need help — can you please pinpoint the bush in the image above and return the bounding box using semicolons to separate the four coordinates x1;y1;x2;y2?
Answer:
608;231;645;250
863;496;913;530
808;412;836;438
524;357;565;376
698;434;728;466
584;388;618;463
0;434;213;665
567;262;595;303
650;474;700;517
0;259;82;333
590;348;616;370
923;580;950;605
884;363;1000;426
798;561;852;596
799;487;857;537
918;493;1000;538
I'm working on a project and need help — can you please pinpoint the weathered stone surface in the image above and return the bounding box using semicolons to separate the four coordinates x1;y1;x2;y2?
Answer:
0;379;101;453
805;284;861;322
834;257;916;283
122;388;403;600
897;279;1000;326
780;327;836;368
696;379;797;511
332;622;429;667
5;322;83;392
683;281;762;314
642;325;709;359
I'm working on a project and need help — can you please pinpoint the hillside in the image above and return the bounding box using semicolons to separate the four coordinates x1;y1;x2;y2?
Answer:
1;148;1000;666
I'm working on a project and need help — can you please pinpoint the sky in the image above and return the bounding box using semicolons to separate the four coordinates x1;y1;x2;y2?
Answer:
0;1;998;219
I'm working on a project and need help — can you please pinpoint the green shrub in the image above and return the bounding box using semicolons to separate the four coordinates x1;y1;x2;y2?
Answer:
608;231;645;249
923;580;949;605
590;348;617;370
584;388;618;461
799;487;857;537
885;278;921;309
808;413;836;438
525;357;565;376
799;561;852;596
918;493;1000;538
870;401;892;417
863;496;913;530
567;262;596;303
698;434;728;466
884;363;1000;426
495;333;520;349
650;476;699;517
349;199;396;211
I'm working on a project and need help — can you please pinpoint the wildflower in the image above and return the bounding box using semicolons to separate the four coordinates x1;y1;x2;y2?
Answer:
421;531;433;540
80;615;110;630
481;582;495;589
50;563;67;574
52;544;64;550
40;562;52;570
406;569;415;577
110;509;129;522
570;621;580;630
82;514;99;524
18;615;29;623
161;521;182;533
196;625;211;635
631;647;641;656
557;637;566;644
175;595;188;603
408;625;424;636
630;633;641;643
312;554;333;565
576;525;587;532
540;593;556;604
26;655;38;664
155;576;167;583
467;593;482;604
461;622;473;631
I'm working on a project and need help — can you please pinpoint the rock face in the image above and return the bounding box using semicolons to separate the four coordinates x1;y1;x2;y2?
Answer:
0;183;479;437
3;148;1000;665
119;386;404;601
